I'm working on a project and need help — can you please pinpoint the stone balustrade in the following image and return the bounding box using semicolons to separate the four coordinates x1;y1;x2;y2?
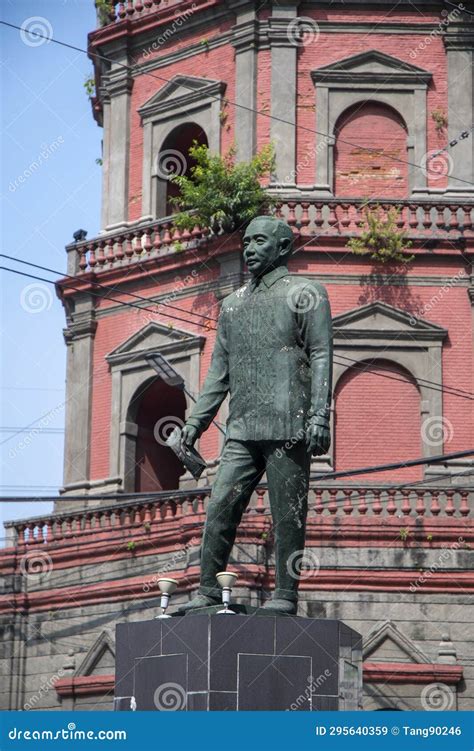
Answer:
99;0;194;26
66;200;473;276
3;486;471;548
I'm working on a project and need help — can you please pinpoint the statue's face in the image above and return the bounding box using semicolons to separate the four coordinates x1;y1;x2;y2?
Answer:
243;219;284;277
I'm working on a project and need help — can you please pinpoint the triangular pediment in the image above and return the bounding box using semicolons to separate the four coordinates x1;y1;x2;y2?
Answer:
312;50;431;84
138;75;226;119
106;321;204;365
364;621;430;664
75;631;115;677
333;301;447;342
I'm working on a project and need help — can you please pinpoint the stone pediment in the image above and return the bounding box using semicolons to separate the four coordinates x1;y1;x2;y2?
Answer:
106;321;205;366
75;631;115;677
333;301;447;342
312;50;432;85
364;621;430;664
138;75;226;120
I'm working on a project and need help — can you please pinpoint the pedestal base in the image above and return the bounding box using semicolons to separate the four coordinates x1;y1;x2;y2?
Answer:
115;614;362;711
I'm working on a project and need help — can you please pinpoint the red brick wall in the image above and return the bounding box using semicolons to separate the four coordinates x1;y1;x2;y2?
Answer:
296;27;448;189
334;361;422;482
87;247;472;485
334;102;409;198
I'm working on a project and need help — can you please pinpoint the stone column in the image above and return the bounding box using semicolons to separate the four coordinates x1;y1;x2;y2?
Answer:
60;294;97;503
101;41;134;230
268;1;300;187
444;21;474;195
232;6;259;162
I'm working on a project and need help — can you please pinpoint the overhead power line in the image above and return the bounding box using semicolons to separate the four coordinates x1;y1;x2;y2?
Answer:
1;19;473;187
0;448;472;503
3;257;473;402
333;353;474;400
0;253;220;324
0;266;217;332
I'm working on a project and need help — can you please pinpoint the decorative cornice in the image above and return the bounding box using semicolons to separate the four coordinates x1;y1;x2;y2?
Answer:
101;72;134;99
231;19;260;53
312;50;432;87
2;565;473;615
55;674;115;698
332;300;448;342
63;314;97;344
363;662;463;684
54;664;464;698
137;75;226;122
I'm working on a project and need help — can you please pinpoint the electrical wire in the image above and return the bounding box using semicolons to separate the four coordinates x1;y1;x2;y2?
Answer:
1;448;472;504
1;19;474;187
0;266;218;332
0;254;219;324
3;257;473;401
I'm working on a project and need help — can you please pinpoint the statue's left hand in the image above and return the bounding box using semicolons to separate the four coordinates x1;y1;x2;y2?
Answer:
305;422;331;456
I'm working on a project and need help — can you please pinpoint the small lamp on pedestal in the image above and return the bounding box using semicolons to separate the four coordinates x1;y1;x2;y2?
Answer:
216;571;238;614
155;578;178;618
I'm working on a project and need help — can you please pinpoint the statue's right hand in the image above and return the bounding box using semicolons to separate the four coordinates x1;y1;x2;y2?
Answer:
181;424;199;448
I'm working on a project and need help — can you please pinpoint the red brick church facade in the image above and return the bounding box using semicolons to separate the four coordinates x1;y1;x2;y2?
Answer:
1;0;473;712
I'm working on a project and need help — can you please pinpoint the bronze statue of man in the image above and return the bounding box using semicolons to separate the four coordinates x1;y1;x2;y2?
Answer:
179;216;333;614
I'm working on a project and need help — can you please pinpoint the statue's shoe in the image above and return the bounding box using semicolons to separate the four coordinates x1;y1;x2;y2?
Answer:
258;598;297;615
173;594;221;614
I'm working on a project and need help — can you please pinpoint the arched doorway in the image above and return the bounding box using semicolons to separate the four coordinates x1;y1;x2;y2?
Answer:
156;122;208;216
334;359;422;483
130;377;187;492
334;102;408;198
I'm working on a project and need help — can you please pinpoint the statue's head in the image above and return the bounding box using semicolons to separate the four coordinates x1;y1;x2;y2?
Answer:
243;216;294;278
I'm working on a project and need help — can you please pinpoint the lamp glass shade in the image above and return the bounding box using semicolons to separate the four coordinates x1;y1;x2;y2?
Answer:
216;571;238;588
157;578;178;595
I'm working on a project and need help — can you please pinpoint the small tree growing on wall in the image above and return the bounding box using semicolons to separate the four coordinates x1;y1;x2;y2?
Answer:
347;203;414;264
169;143;275;234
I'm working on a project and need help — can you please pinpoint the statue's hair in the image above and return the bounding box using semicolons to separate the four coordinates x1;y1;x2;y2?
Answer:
247;215;294;253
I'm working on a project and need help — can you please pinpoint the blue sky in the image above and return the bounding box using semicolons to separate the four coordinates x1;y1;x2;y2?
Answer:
1;0;102;535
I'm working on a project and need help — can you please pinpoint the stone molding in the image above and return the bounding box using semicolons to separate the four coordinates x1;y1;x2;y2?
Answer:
332;301;447;460
106;321;205;492
311;50;431;194
138;75;226;220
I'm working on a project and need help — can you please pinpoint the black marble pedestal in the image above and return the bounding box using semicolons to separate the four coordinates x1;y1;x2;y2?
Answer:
114;614;362;711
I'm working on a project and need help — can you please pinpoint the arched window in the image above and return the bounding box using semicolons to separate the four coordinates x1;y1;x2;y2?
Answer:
334;359;422;483
129;378;187;492
334;102;408;199
156;122;208;217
